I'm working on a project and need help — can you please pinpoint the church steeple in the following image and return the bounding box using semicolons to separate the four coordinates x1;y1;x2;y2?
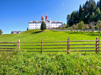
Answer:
41;16;44;21
45;14;48;20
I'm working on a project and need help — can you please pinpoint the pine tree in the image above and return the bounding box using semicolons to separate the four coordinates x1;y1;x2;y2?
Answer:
41;21;46;31
66;0;101;26
11;31;13;34
95;7;101;21
89;12;96;22
79;5;82;21
27;28;29;31
97;0;101;10
67;15;72;26
0;29;2;35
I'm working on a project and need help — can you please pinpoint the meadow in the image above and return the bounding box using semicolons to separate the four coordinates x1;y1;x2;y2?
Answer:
0;30;101;75
0;29;99;42
0;29;100;52
0;51;101;75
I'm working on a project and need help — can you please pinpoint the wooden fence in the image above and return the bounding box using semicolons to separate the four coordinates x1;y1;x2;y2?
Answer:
0;37;100;54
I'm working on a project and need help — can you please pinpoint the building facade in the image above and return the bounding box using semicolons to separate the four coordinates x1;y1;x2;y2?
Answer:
29;15;63;29
11;31;22;34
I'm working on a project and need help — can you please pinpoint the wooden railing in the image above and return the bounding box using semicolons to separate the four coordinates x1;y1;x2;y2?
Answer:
0;37;100;54
0;42;18;52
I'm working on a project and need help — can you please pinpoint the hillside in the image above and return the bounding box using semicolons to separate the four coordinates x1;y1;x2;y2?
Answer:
0;30;101;75
0;29;99;42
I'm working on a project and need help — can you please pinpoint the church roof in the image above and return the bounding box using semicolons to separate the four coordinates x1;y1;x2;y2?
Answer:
45;15;48;20
29;21;63;23
29;21;41;23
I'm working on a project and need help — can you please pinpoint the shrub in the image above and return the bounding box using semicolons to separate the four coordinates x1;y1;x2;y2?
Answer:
84;24;89;30
78;21;84;30
58;26;62;30
72;24;78;29
96;20;101;32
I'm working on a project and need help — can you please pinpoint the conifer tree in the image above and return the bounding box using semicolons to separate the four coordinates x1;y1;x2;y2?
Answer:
41;21;46;31
0;29;2;35
67;0;99;26
89;12;96;22
79;5;82;18
95;7;101;21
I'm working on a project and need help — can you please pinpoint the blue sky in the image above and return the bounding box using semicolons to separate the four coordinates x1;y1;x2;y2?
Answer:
0;0;99;34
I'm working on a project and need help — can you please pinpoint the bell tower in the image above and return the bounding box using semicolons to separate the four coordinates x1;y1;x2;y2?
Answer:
45;14;48;21
41;16;44;21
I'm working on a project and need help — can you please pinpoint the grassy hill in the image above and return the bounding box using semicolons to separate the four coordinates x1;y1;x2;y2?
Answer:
0;29;100;52
0;29;100;42
0;30;101;75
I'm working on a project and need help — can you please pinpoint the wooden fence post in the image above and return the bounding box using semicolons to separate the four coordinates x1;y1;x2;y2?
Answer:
96;37;99;53
67;37;70;54
41;39;43;54
18;39;20;51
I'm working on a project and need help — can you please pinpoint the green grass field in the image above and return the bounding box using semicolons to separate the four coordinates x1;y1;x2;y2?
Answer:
0;51;101;75
0;30;101;75
0;29;100;52
0;29;100;42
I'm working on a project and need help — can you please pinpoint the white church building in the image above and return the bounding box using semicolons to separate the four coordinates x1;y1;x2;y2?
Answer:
29;15;63;29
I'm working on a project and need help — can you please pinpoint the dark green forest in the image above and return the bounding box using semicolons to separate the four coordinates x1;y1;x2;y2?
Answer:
67;0;101;26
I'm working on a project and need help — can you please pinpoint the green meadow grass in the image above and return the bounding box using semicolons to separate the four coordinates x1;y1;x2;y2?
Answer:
0;30;101;75
0;29;100;53
0;51;101;75
0;29;99;42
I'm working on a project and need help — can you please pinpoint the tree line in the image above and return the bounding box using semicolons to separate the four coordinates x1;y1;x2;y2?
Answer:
66;20;101;32
67;0;101;26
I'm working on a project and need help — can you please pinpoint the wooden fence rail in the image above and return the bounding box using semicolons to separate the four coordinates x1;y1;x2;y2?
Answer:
0;37;100;54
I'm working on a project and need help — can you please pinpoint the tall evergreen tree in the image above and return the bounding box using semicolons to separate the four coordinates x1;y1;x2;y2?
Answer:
67;0;100;26
89;12;96;22
79;5;82;21
97;0;101;10
0;29;2;35
67;14;72;26
41;21;46;31
95;7;101;21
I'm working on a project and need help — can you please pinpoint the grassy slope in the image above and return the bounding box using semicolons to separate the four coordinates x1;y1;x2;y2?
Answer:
0;29;100;52
0;30;101;75
0;29;99;42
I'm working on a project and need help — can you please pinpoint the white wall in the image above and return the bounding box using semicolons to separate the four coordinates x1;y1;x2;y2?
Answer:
29;23;41;29
51;23;63;28
29;22;63;29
